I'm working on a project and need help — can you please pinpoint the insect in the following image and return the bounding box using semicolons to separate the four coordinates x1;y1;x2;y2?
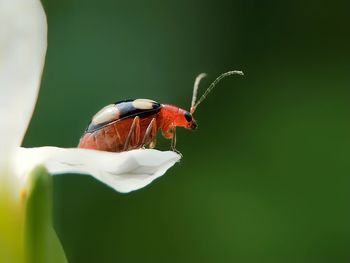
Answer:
78;70;243;153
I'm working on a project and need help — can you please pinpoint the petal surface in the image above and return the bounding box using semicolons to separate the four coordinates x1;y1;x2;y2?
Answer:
14;147;181;193
0;0;47;167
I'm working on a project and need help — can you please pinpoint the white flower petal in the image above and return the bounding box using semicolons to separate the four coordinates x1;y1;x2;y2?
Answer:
14;147;181;193
0;0;47;167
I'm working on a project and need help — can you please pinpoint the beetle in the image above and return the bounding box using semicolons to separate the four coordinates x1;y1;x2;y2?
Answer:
78;70;243;153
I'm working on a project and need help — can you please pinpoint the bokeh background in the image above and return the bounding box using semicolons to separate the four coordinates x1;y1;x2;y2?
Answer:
23;0;350;262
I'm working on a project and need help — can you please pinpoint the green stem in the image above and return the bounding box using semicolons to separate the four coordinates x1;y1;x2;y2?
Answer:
25;166;67;263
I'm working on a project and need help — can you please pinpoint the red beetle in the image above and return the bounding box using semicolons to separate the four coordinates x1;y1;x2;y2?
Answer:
78;70;243;152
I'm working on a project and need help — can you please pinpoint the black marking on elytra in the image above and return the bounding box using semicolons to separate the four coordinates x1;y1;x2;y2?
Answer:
85;99;161;133
116;99;161;119
114;98;133;105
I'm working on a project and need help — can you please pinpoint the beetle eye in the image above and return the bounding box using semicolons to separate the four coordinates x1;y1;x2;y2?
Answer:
184;112;192;122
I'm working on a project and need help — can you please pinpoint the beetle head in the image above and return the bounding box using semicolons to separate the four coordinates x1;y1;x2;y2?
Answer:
184;111;197;130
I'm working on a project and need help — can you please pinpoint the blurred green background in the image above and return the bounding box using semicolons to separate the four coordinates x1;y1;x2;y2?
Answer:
23;0;350;262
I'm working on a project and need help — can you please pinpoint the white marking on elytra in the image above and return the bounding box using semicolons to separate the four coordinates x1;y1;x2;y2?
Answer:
92;104;120;125
132;99;156;110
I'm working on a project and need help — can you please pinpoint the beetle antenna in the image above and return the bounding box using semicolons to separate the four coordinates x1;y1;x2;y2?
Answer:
191;73;207;113
190;70;244;114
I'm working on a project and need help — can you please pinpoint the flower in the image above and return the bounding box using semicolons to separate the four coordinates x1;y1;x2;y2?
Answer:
0;0;180;261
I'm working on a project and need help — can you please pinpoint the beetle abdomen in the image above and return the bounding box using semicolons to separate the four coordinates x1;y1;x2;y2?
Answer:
79;116;159;152
78;99;161;152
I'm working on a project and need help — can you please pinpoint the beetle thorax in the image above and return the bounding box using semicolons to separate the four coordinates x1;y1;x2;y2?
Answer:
159;104;191;131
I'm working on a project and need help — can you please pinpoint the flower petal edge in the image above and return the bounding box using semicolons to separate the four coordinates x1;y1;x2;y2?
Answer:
14;147;181;193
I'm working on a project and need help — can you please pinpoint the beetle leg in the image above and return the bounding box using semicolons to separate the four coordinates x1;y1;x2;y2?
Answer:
170;127;177;151
170;128;182;155
161;126;182;155
112;124;122;151
161;123;175;139
123;116;140;151
142;118;157;148
132;117;141;146
149;119;158;149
